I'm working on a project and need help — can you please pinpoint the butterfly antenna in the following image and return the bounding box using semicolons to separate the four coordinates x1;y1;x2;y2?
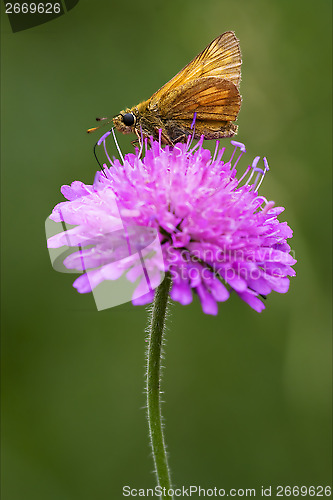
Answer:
87;116;114;134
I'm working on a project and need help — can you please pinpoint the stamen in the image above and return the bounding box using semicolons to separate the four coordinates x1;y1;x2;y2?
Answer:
253;168;264;189
103;138;112;165
191;112;197;130
92;142;107;176
185;131;192;149
255;157;270;192
230;150;245;175
212;140;221;163
254;172;266;192
237;165;251;184
111;127;124;163
187;112;197;151
138;125;144;158
215;147;225;165
261;200;275;215
228;144;238;164
245;156;260;185
93;129;118;174
93;171;101;187
97;130;112;146
252;195;268;207
93;143;103;169
189;134;204;155
230;140;246;153
229;141;246;171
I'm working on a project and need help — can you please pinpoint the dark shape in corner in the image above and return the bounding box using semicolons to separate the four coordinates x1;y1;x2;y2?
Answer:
4;0;80;33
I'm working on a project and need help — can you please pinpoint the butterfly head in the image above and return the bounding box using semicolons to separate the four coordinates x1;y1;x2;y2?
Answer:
113;109;137;134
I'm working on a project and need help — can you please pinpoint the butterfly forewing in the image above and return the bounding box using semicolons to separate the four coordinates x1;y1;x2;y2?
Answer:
149;31;241;109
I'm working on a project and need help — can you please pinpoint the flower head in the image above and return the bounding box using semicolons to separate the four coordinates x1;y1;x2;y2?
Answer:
48;133;296;315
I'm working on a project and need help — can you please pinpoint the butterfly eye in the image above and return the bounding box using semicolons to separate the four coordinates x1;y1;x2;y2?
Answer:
122;113;135;126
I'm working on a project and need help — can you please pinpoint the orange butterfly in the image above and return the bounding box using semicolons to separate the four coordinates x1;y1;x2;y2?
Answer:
89;31;242;146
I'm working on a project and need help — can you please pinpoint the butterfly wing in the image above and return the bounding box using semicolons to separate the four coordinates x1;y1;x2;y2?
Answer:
158;76;241;122
149;30;241;109
133;31;242;143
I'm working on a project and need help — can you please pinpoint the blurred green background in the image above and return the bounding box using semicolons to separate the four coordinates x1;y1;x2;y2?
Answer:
1;0;332;498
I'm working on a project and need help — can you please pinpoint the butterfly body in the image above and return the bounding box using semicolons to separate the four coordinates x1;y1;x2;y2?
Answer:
97;32;242;146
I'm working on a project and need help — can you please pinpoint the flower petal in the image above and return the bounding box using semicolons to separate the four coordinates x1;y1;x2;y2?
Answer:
237;291;266;312
196;284;218;315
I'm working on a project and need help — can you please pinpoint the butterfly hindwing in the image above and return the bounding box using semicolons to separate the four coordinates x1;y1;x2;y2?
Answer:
158;76;241;122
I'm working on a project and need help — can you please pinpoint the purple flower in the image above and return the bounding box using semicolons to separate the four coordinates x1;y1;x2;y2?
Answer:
47;134;296;315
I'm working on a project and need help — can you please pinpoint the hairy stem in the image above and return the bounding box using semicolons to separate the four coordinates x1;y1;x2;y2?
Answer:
146;273;173;499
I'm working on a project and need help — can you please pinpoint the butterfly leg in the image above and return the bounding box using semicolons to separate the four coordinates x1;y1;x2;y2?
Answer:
134;129;143;150
153;127;175;146
172;134;187;144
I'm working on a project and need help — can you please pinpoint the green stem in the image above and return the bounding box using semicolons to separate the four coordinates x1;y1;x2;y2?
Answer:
146;273;173;500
